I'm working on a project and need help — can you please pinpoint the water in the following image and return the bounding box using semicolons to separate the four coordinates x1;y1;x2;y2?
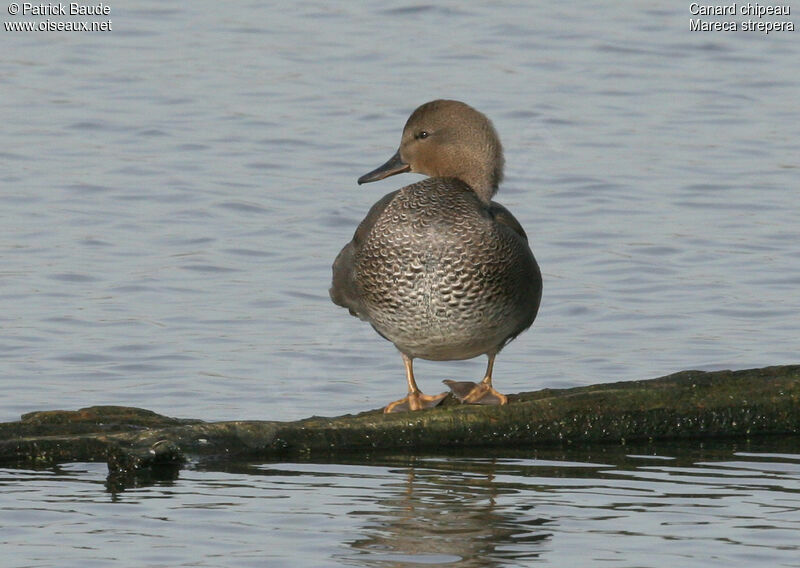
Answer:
1;1;799;565
2;439;799;567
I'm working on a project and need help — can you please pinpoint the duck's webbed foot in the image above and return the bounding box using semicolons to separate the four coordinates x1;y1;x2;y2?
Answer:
384;391;448;413
444;354;507;405
443;380;507;405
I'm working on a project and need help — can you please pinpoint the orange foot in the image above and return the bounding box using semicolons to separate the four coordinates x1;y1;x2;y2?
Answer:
443;380;508;406
384;391;448;413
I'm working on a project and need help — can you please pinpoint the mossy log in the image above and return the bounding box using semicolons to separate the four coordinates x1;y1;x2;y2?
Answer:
1;365;798;483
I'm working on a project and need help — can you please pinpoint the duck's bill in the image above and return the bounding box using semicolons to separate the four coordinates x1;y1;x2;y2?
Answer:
357;150;410;185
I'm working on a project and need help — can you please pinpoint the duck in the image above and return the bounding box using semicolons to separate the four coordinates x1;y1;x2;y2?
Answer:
330;100;542;413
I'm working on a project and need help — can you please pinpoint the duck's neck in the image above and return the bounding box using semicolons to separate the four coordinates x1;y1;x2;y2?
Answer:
459;163;502;205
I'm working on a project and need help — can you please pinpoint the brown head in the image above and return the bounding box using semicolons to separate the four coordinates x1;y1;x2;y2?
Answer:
358;100;505;204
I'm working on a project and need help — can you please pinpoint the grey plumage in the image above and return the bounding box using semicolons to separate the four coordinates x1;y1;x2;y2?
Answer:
330;100;542;412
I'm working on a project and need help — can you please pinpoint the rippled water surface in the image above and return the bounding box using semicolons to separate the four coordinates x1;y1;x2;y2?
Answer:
2;1;799;566
2;440;800;567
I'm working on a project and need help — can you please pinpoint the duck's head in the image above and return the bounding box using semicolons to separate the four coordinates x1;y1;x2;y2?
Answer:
358;100;504;204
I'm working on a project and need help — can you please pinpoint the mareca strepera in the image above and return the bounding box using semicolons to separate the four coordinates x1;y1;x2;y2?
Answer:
331;100;542;413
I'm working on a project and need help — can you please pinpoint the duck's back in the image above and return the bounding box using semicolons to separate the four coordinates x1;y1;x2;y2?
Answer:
332;177;541;361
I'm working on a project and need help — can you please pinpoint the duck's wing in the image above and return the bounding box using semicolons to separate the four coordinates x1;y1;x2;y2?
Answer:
488;200;542;344
488;201;528;242
330;190;399;318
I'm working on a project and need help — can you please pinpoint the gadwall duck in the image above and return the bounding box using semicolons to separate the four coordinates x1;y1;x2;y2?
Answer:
331;100;542;413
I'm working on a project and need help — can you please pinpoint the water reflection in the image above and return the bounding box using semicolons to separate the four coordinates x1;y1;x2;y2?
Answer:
249;439;800;567
2;440;799;567
344;464;551;566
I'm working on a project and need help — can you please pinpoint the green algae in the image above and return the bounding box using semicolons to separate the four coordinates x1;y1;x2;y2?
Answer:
1;365;798;481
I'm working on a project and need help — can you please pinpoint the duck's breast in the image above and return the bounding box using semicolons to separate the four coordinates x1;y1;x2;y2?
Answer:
353;178;540;360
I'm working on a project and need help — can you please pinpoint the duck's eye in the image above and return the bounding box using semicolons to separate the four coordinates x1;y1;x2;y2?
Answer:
415;131;429;140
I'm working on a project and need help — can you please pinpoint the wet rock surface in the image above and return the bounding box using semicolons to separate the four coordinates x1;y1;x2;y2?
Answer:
1;365;798;484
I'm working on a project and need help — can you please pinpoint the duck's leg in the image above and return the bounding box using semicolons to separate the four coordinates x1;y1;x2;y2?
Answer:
384;353;448;413
443;353;508;405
